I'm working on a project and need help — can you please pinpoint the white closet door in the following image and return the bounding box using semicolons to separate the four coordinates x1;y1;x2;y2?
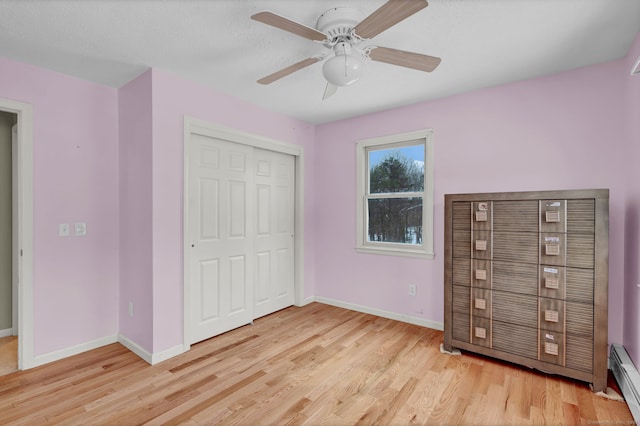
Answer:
188;134;254;344
253;148;295;319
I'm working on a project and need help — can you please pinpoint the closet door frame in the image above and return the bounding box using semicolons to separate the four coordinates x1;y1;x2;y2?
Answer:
182;117;305;351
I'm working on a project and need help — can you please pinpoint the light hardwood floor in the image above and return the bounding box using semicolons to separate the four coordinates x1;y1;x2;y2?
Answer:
0;336;18;376
0;303;633;425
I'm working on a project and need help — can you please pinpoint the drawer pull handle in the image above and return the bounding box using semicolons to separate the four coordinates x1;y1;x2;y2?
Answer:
475;211;488;222
475;269;487;280
545;342;559;356
475;240;487;251
475;327;487;339
545;277;559;289
545;310;559;323
545;210;561;223
545;244;560;256
475;298;486;310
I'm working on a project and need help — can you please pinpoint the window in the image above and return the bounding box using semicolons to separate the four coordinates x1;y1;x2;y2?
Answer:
356;129;434;258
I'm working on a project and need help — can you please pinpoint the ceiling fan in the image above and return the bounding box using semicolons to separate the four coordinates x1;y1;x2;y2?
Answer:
251;0;441;99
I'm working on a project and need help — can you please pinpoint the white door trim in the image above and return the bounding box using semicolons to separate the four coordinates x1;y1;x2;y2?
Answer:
183;116;305;351
0;98;34;370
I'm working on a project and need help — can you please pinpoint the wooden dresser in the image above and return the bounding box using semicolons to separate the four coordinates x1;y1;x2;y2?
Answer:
443;189;609;392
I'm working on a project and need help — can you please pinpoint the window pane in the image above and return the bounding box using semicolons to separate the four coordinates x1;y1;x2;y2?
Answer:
367;197;423;244
368;145;424;194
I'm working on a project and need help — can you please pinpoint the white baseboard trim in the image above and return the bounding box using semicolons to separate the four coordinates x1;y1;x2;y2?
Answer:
610;343;640;422
34;335;118;367
0;328;13;338
151;344;186;365
118;334;185;365
296;296;316;307
314;297;444;331
117;334;153;364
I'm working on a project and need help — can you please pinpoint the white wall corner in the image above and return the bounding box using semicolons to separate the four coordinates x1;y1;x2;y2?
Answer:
296;296;316;307
118;334;186;365
150;344;186;365
117;334;153;364
33;335;118;368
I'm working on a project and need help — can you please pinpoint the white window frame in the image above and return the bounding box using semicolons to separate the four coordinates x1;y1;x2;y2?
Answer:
356;129;434;259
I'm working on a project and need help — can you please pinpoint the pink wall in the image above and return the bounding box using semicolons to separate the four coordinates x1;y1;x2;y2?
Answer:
2;31;638;364
118;70;154;351
623;33;640;366
314;56;630;344
149;69;315;353
0;57;119;356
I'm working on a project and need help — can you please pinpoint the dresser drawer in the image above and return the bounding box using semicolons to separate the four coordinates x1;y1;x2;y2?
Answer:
540;329;565;365
452;201;472;231
565;267;594;304
566;302;593;336
539;297;565;333
566;234;595;269
493;200;538;232
471;288;491;318
539;265;566;299
471;316;491;347
566;199;595;234
472;201;492;231
493;232;538;264
453;231;471;259
453;258;471;286
452;285;470;314
539;200;566;233
472;230;492;260
493;260;538;296
540;233;566;266
493;291;537;327
566;334;593;373
493;321;538;360
452;312;470;343
472;259;491;289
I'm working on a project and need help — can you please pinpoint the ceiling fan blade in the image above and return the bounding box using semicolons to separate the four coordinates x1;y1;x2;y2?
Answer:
323;82;338;100
257;57;322;85
367;46;441;72
252;11;327;42
353;0;428;40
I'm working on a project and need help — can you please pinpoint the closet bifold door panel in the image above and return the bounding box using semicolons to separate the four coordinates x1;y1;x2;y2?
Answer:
443;189;609;392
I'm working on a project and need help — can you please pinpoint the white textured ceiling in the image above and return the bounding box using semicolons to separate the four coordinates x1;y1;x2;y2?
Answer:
1;0;639;124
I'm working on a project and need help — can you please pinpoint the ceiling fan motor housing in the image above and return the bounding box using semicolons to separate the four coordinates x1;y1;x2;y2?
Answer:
316;7;364;43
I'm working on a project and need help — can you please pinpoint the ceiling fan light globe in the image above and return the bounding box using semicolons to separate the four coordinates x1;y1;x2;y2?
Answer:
322;53;363;86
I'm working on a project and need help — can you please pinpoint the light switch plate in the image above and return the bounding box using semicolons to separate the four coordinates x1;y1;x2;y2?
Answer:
75;222;87;237
59;223;70;237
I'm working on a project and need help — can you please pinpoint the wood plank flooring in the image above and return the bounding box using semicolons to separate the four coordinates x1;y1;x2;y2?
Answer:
0;303;633;425
0;336;18;376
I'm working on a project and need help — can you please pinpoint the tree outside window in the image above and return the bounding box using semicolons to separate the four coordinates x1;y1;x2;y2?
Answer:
356;130;434;258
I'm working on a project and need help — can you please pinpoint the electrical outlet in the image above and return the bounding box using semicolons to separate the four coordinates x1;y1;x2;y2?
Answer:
128;302;134;318
74;222;87;237
408;284;417;296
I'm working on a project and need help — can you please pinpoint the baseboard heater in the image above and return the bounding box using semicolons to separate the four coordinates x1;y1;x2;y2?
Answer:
610;343;640;421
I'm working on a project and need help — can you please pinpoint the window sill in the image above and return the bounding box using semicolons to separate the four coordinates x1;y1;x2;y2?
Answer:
356;246;435;259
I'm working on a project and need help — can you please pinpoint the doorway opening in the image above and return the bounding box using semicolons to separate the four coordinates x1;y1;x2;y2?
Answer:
0;110;17;375
0;98;34;372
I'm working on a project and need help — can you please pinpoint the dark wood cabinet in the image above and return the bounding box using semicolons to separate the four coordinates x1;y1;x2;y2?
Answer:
443;189;609;392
